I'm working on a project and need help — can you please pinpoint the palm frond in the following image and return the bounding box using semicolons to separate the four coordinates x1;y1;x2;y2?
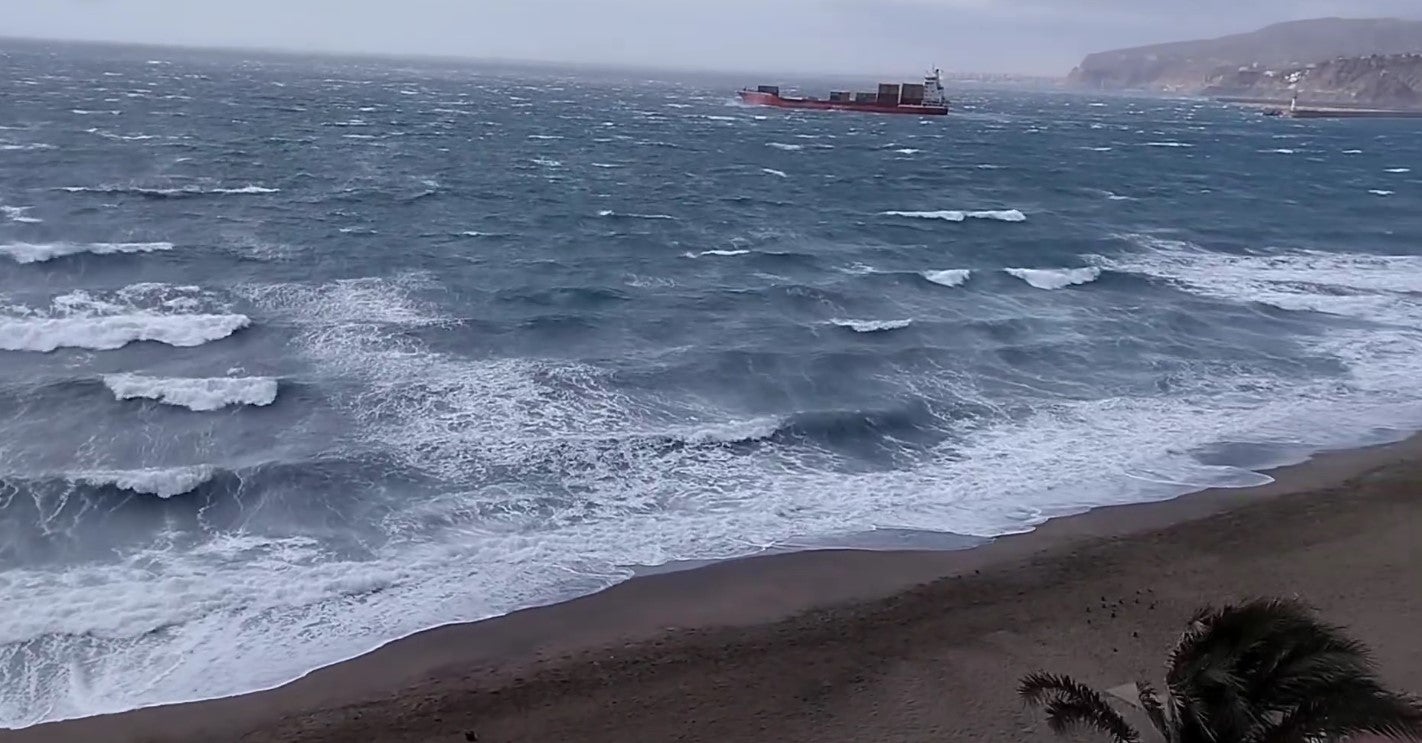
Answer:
1166;598;1340;740
1020;672;1141;743
1136;680;1175;743
1019;672;1091;706
1253;682;1422;743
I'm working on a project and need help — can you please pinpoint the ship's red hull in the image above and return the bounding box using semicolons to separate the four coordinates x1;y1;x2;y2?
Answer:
737;90;948;116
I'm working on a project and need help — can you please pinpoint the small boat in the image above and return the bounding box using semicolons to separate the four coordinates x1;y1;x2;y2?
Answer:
738;68;950;116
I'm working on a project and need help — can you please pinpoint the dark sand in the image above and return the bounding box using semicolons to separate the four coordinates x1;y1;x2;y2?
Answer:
14;436;1422;743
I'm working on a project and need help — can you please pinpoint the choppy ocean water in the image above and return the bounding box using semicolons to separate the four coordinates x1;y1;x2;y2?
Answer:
2;40;1421;726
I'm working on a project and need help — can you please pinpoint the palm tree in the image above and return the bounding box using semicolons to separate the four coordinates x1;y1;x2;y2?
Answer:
1019;598;1422;742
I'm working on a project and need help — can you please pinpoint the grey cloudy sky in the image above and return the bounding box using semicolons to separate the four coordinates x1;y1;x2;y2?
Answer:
7;0;1422;75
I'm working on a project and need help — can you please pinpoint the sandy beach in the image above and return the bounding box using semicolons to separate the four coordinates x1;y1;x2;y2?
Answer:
12;435;1422;743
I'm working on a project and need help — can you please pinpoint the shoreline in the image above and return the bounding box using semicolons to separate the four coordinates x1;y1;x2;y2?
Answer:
13;432;1422;742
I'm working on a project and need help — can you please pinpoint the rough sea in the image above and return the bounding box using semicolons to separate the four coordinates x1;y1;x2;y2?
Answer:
2;40;1420;727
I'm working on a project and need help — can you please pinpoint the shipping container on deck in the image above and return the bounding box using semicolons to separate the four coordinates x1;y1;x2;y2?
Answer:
900;83;926;104
854;92;878;103
829;91;850;102
876;83;901;105
757;85;780;95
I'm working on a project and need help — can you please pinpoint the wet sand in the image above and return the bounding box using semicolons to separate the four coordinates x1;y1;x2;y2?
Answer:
13;435;1422;743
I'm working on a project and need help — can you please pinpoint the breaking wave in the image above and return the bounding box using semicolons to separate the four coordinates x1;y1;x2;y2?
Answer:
761;168;788;178
881;209;1026;222
0;314;250;352
921;269;972;288
0;242;174;264
1;206;43;224
1004;267;1102;290
686;249;750;258
829;318;914;333
66;466;217;499
597;210;676;220
103;375;280;411
57;185;280;199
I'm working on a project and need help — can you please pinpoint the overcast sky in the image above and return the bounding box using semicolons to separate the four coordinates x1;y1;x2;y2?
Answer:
6;0;1421;76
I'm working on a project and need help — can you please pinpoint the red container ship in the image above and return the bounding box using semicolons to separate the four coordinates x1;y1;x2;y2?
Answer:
738;68;950;116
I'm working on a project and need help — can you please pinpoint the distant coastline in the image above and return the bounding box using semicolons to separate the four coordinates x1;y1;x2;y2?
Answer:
1067;18;1422;109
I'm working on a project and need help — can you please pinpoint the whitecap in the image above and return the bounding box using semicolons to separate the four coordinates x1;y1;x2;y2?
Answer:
1005;267;1102;290
767;142;803;151
0;144;57;152
1;206;42;223
591;163;623;168
531;158;561;167
67;466;215;498
881;209;1026;223
0;314;250;352
761;168;787;178
1086;147;1114;152
527;134;563;140
597;210;676;220
893;148;921;155
1369;190;1395;196
686;249;750;258
1384;168;1411;173
680;417;782;444
103;374;279;411
1144;141;1192;148
1342;149;1363;154
922;269;971;287
0;241;174;264
1262;148;1296;154
829;318;913;333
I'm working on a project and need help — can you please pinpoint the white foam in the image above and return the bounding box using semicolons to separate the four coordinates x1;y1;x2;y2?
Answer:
10;268;1422;728
687;249;750;258
1369;190;1395;196
1;206;42;224
680;417;782;444
1005;267;1102;290
1099;236;1422;315
597;210;676;220
1384;168;1410;173
1342;149;1363;154
0;144;56;152
530;158;561;167
1261;148;1296;154
58;185;278;196
761;168;788;178
767;142;803;151
67;466;215;498
1144;141;1192;148
214;185;279;195
922;269;971;288
893;148;921;155
0;314;250;352
882;209;1026;223
526;134;563;140
0;242;173;264
103;375;279;411
830;318;914;332
591;163;623;168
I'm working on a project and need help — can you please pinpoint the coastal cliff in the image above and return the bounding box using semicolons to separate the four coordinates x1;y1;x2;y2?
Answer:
1068;17;1422;106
